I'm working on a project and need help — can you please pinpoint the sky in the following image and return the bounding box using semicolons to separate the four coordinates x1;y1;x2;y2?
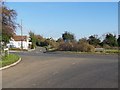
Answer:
5;2;118;40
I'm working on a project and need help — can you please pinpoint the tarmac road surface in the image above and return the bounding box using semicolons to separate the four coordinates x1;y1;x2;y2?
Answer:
2;47;118;88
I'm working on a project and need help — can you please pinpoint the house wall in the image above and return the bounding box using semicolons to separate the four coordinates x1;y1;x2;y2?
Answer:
7;36;32;50
7;41;31;49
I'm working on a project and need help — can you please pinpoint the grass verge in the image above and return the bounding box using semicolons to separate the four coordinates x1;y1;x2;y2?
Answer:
9;48;28;51
105;49;120;54
54;50;119;55
0;54;20;67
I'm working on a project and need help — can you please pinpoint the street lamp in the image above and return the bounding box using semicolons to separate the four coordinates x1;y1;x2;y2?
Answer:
17;20;23;50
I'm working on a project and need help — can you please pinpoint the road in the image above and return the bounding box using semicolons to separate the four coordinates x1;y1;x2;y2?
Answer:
2;47;118;88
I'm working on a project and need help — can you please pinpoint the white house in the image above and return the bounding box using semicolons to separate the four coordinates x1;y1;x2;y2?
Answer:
7;35;32;50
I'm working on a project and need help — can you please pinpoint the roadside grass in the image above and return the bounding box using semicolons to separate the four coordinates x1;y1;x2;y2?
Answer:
104;49;120;54
47;48;57;52
9;48;28;51
48;49;120;55
0;54;20;67
40;46;120;54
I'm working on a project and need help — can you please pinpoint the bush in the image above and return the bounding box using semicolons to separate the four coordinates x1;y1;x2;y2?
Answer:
40;41;49;46
58;42;73;51
58;41;95;52
77;42;95;52
87;45;95;52
103;44;111;49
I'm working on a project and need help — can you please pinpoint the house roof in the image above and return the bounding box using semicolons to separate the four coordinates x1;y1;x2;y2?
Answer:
12;35;28;41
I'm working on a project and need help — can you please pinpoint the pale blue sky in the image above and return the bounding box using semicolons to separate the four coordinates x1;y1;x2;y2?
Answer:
6;2;118;40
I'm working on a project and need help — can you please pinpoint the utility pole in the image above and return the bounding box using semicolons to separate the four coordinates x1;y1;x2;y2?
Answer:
21;19;23;50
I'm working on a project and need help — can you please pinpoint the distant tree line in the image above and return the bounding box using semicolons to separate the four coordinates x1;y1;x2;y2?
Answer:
29;31;120;52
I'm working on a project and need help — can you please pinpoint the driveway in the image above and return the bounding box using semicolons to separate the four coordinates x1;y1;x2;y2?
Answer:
2;48;118;88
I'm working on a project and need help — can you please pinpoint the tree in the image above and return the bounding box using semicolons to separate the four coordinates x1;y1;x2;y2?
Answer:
2;4;17;45
103;33;118;47
88;35;101;47
78;38;88;44
29;31;37;49
56;38;64;43
44;38;59;48
117;35;120;47
35;35;44;46
62;31;75;42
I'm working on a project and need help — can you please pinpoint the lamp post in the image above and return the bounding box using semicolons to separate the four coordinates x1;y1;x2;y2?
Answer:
17;19;23;50
21;19;23;50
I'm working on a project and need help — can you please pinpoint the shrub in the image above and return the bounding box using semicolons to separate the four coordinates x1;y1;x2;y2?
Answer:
87;45;95;52
40;41;49;46
78;42;88;52
103;44;111;49
58;41;95;52
77;42;95;52
58;42;73;51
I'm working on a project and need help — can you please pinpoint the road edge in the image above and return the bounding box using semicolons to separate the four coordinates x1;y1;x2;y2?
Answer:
0;57;22;70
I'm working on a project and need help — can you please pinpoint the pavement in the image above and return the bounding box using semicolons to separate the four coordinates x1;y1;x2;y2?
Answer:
2;47;118;88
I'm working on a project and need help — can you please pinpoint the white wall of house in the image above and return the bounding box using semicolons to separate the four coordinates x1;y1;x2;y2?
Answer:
7;36;32;50
8;41;31;49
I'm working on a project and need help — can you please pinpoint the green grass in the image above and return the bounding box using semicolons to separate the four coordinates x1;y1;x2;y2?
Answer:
9;48;28;51
59;49;119;55
61;51;96;54
105;49;120;54
0;54;20;67
47;48;57;52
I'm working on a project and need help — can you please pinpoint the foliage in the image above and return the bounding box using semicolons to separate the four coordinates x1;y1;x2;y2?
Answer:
88;35;101;47
39;38;59;49
62;31;75;42
58;42;73;51
29;30;119;52
2;4;17;45
40;39;50;46
56;38;64;43
117;35;120;47
58;41;95;52
78;40;95;52
1;54;20;67
78;38;88;43
105;49;119;54
103;44;111;49
103;33;118;47
45;38;59;49
29;31;37;49
35;35;44;46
